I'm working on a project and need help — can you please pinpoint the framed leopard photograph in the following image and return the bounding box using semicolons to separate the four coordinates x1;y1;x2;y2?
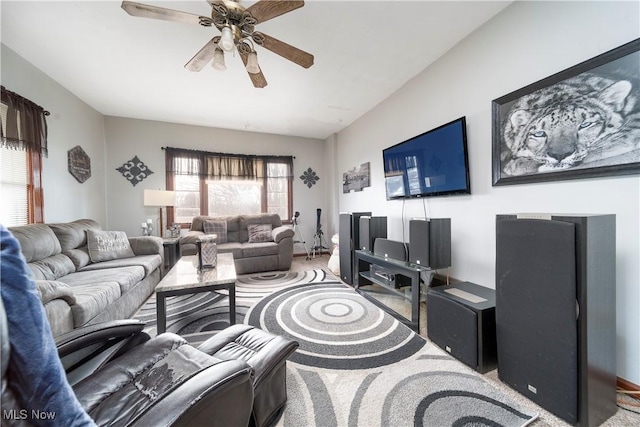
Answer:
492;38;640;186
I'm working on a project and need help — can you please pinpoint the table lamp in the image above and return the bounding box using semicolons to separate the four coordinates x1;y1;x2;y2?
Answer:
143;189;176;237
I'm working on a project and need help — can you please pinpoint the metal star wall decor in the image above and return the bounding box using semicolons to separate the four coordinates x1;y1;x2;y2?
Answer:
116;155;154;187
300;167;319;188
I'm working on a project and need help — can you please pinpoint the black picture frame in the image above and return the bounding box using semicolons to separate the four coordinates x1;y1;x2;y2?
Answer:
492;38;640;186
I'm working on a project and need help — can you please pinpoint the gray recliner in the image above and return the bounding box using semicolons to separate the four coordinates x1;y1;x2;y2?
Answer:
1;297;255;426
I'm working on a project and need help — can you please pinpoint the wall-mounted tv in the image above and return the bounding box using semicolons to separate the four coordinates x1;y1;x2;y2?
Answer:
383;117;470;200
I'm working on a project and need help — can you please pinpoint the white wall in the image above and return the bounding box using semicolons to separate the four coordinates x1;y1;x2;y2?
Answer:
334;1;640;385
1;45;107;224
104;116;327;254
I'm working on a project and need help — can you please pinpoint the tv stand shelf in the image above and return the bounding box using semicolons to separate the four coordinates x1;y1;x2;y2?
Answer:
354;250;431;331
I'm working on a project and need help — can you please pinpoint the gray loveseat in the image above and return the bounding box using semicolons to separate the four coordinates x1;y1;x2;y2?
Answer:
180;213;294;275
8;219;163;337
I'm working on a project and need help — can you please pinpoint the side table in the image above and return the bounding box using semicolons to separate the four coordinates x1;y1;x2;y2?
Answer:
162;237;181;271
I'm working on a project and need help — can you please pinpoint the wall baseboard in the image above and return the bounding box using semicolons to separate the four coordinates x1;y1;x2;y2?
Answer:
618;376;640;392
293;251;329;257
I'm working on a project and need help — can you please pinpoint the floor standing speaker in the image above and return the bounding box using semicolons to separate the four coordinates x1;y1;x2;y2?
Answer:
495;214;616;426
359;216;387;252
408;218;451;269
339;212;371;285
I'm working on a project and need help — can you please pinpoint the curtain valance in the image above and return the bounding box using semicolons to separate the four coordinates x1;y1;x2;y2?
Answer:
164;146;293;180
0;86;49;157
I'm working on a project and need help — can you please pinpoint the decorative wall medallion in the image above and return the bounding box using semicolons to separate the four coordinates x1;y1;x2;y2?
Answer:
68;145;91;183
343;162;370;193
300;167;319;188
116;155;154;187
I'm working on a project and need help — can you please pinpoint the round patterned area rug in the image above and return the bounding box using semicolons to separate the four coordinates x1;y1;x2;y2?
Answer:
135;269;538;426
245;281;426;369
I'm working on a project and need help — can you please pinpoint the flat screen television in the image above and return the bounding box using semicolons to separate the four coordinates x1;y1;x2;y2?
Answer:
383;117;470;200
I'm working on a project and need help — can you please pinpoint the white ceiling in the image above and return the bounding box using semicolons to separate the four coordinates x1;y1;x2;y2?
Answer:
1;1;510;139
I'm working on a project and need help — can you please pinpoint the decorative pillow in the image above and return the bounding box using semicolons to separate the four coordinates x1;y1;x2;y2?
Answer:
203;220;228;243
247;224;273;243
86;230;135;263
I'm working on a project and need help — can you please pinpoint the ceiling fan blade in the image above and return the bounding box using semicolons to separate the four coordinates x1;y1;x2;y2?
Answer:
252;32;313;69
239;51;268;88
245;0;304;24
185;38;219;71
121;1;213;27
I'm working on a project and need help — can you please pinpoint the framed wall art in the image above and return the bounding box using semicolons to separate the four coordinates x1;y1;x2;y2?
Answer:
492;38;640;186
68;145;91;183
343;162;370;193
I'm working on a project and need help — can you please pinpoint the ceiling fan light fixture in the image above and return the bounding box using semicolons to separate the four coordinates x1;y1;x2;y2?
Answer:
219;26;235;52
246;51;260;74
212;48;226;71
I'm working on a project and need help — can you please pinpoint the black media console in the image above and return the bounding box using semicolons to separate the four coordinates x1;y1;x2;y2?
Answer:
354;249;430;331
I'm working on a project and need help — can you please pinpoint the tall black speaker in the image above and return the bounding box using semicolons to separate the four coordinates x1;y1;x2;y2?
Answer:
359;216;387;252
339;212;371;285
408;218;451;269
496;214;616;426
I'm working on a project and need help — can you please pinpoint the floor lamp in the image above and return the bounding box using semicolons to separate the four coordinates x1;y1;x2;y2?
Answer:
144;190;176;238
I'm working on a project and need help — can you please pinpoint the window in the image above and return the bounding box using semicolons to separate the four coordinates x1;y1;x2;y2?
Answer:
0;147;28;226
166;147;293;225
0;87;47;226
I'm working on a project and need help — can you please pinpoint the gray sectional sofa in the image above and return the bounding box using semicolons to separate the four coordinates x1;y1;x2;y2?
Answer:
180;213;294;275
8;219;163;337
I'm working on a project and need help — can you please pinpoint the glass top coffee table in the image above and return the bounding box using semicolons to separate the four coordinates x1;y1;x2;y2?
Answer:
155;253;236;334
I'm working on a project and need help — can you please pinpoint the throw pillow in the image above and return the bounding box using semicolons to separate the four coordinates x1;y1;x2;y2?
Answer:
247;224;273;243
86;230;135;263
203;220;228;243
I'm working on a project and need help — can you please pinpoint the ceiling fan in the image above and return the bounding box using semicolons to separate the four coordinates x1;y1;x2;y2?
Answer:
121;0;314;88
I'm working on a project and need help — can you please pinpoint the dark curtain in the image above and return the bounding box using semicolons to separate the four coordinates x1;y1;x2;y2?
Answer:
164;146;292;180
0;86;49;157
165;147;205;177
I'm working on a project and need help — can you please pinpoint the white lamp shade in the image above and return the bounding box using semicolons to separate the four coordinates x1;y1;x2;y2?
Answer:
212;48;226;71
219;26;235;52
144;190;176;207
246;51;260;74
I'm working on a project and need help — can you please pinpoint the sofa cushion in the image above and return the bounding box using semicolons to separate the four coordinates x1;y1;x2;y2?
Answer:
8;224;61;263
203;219;228;243
79;255;162;276
240;242;279;258
70;283;121;327
248;224;273;243
87;230;135;263
28;254;76;281
192;216;240;242
65;247;91;270
238;214;281;242
49;219;101;251
216;242;244;259
61;266;145;295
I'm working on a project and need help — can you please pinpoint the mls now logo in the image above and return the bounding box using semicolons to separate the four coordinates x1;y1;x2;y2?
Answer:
3;409;56;421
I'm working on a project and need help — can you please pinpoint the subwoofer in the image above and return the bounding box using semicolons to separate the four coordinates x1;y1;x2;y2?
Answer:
339;212;370;285
408;218;451;269
359;216;387;252
495;214;616;426
427;281;497;373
